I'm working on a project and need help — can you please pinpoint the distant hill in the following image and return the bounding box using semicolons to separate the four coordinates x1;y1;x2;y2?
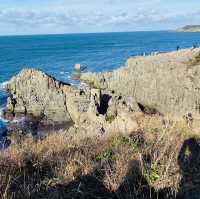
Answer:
177;25;200;32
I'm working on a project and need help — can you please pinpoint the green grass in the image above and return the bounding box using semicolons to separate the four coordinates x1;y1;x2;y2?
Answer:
105;112;115;123
144;166;161;185
111;135;138;151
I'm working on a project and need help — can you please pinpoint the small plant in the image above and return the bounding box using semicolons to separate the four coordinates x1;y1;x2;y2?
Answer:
111;136;137;150
188;52;200;66
121;136;137;149
111;136;124;147
105;112;115;123
96;148;115;162
144;166;161;185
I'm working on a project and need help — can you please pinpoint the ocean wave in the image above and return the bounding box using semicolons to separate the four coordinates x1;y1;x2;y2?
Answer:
0;107;8;124
0;107;26;124
60;71;69;75
0;80;10;90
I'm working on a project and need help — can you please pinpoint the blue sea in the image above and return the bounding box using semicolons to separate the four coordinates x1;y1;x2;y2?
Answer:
1;31;200;138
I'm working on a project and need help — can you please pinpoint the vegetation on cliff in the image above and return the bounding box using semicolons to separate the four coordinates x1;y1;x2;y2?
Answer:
177;25;200;32
0;114;200;198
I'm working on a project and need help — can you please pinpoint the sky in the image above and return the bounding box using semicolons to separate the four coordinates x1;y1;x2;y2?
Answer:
0;0;200;35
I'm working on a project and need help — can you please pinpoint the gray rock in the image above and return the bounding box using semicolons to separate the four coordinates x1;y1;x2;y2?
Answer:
6;69;88;124
81;48;200;116
5;69;140;138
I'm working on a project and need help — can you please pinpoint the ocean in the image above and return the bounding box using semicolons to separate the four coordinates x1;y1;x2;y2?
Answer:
1;31;200;138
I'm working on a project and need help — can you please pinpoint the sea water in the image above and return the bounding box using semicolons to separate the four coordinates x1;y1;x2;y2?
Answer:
1;31;200;134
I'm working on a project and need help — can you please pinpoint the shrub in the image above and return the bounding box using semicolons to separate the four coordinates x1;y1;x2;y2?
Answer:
144;166;161;185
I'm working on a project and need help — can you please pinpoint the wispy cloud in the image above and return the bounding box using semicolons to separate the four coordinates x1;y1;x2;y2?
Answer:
0;6;200;34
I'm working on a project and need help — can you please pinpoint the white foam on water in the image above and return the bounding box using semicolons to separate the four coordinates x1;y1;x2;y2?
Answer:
0;107;26;125
0;107;8;123
0;80;10;90
0;80;10;122
60;71;69;75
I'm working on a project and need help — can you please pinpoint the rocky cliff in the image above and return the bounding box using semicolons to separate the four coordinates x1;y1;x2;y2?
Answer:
81;48;200;116
7;48;200;138
5;69;139;137
5;69;89;124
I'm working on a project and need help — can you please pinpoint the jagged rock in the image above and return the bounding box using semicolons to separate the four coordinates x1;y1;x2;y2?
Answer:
81;48;200;116
6;69;88;124
5;69;140;138
75;90;140;138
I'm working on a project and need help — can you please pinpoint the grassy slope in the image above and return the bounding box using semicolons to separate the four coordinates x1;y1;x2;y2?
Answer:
0;114;199;199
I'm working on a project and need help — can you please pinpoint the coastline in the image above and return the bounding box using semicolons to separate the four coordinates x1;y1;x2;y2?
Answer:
1;47;200;198
1;47;200;130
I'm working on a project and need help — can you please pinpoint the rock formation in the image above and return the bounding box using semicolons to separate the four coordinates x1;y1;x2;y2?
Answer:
7;49;200;138
5;69;139;138
81;48;200;116
5;69;88;124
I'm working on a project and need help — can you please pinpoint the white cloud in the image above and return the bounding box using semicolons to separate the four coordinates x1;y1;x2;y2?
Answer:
0;7;200;34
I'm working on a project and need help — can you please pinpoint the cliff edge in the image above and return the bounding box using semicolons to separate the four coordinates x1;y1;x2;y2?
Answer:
177;25;200;32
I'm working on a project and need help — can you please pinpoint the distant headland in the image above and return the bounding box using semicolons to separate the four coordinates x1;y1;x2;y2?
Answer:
177;25;200;32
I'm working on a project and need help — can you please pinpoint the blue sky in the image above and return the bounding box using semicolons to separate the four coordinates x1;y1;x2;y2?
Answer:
0;0;200;35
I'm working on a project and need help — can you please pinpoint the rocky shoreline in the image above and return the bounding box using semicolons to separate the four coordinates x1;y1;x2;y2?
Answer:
81;48;200;115
1;48;200;198
2;48;200;144
3;69;140;143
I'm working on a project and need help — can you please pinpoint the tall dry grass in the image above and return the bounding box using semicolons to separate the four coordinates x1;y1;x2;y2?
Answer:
0;114;199;199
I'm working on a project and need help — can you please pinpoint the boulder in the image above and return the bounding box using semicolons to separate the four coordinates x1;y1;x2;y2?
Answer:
5;69;88;124
74;63;81;71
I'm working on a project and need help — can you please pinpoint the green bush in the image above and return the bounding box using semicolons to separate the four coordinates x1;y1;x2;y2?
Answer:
144;166;161;185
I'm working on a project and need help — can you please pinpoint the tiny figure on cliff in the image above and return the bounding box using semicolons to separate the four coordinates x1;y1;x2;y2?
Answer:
176;46;180;51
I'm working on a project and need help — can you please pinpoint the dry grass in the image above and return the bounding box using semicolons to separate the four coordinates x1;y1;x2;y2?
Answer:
188;51;200;66
0;114;199;199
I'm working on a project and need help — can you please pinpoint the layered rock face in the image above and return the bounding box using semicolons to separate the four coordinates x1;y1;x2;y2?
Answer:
81;48;200;116
5;69;140;137
6;69;89;124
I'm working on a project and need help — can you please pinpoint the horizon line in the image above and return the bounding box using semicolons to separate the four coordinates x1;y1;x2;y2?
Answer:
0;29;174;37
